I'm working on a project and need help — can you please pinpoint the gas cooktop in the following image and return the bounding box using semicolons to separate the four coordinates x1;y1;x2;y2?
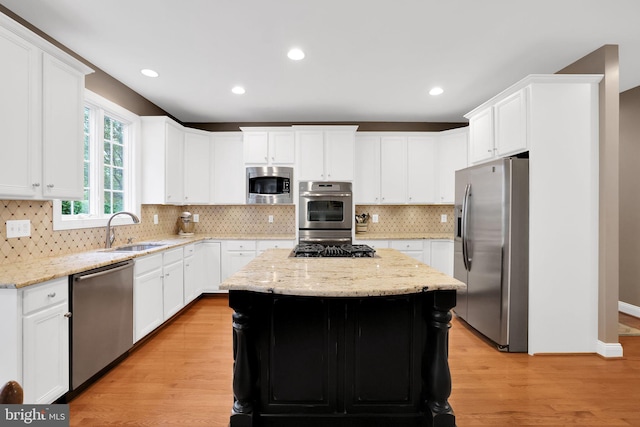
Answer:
292;243;376;258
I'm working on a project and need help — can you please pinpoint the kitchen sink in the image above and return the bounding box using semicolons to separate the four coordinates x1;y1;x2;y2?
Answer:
108;243;167;252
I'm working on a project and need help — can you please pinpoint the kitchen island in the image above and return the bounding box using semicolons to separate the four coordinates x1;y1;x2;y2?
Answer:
220;248;465;427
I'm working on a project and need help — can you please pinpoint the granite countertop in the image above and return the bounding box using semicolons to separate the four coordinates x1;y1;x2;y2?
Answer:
354;232;453;240
220;248;465;297
0;233;296;289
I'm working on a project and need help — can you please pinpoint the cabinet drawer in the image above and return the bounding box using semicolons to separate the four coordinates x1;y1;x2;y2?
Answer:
226;240;257;251
22;277;68;315
183;244;195;257
257;240;294;251
135;253;163;276
163;247;184;264
390;240;424;251
353;240;389;249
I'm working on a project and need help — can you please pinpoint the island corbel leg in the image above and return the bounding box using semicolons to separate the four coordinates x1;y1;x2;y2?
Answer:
229;292;255;427
424;290;457;427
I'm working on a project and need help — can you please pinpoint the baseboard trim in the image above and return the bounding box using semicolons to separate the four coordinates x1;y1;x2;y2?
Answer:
596;340;624;358
619;301;640;318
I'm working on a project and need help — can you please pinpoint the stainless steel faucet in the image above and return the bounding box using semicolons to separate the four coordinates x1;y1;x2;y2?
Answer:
105;211;140;248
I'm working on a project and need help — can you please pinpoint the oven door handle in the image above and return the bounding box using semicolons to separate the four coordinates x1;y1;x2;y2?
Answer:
300;192;352;197
301;237;352;243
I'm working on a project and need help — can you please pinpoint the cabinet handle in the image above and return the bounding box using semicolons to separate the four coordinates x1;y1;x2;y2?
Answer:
47;184;54;188
48;292;56;298
186;263;190;267
64;312;72;318
487;149;492;153
165;273;170;277
32;183;40;187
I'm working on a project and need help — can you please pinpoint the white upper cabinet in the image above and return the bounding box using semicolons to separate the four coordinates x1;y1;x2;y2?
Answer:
355;132;448;205
407;136;438;204
295;126;357;181
494;88;528;157
436;128;468;204
380;136;407;204
466;87;529;165
242;128;295;165
211;133;245;204
354;136;381;204
468;107;494;164
141;116;185;204
0;16;92;200
183;130;211;204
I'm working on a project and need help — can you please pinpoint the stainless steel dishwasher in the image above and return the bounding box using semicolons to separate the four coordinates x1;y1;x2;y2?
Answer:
69;260;134;394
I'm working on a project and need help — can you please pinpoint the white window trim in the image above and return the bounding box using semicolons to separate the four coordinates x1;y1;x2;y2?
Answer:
53;90;142;231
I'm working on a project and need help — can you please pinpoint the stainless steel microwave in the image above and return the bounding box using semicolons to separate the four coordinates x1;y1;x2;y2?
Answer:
247;166;293;204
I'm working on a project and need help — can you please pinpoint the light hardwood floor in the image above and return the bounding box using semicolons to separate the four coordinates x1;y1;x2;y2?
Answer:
68;296;640;426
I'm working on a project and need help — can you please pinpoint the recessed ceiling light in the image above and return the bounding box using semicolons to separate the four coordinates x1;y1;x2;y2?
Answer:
232;86;246;95
287;48;305;61
429;87;444;96
141;69;159;78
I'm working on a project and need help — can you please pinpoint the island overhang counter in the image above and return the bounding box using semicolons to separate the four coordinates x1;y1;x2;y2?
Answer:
220;248;465;427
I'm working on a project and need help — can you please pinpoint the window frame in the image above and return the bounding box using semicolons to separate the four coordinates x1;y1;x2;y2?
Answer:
53;90;141;231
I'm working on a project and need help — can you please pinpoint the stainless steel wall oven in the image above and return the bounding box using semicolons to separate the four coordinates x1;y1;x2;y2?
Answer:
298;181;352;244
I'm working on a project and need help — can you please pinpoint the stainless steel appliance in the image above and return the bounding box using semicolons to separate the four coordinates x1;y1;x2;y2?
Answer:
178;211;195;236
454;157;529;352
291;243;376;258
298;181;353;244
247;166;293;204
69;260;134;395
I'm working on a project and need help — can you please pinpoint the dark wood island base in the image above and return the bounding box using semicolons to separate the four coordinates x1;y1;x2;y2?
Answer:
228;289;457;427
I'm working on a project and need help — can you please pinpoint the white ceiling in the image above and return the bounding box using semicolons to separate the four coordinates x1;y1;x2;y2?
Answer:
1;0;639;123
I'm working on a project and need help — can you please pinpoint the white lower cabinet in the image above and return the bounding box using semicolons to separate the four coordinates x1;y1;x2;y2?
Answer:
133;253;164;342
222;240;257;281
183;243;204;304
429;240;454;276
390;240;424;262
202;242;222;293
21;277;69;404
162;247;184;320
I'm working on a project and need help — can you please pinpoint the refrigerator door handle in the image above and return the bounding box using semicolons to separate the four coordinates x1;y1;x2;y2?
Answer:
462;183;471;271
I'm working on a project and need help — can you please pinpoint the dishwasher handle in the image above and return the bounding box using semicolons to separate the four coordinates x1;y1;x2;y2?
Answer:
74;261;133;282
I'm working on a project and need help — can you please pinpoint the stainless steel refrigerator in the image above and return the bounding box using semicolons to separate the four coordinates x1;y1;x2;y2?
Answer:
454;157;529;352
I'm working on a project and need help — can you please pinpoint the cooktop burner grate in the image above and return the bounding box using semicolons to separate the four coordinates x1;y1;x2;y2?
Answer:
292;244;376;258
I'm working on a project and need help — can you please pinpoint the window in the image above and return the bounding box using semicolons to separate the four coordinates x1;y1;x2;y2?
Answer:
53;90;140;230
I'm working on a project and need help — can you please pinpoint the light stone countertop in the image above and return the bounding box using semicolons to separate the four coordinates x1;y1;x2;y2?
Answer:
354;232;454;240
220;248;465;297
0;233;296;289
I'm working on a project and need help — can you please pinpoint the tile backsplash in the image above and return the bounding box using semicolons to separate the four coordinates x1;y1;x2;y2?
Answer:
0;201;295;265
1;201;453;265
355;205;454;234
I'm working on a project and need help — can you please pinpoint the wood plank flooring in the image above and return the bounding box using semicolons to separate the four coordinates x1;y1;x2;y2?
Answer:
68;296;640;426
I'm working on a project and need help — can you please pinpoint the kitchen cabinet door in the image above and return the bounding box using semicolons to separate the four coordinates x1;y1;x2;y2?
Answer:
163;251;184;320
184;244;205;304
380;136;407;204
269;131;295;164
0;25;40;198
437;128;468;204
243;131;269;164
407;136;437;203
41;53;85;199
325;130;355;181
296;130;326;181
468;107;494;165
202;242;222;292
430;240;454;276
354;135;381;204
134;254;163;342
184;130;211;204
211;133;245;204
21;277;69;404
164;121;185;204
494;88;528;157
